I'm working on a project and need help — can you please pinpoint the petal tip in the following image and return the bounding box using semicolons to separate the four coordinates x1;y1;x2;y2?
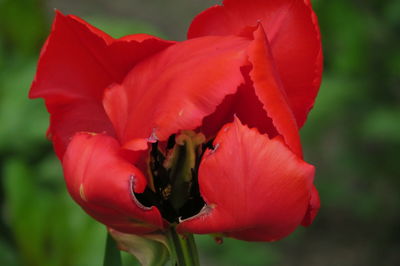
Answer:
301;186;320;226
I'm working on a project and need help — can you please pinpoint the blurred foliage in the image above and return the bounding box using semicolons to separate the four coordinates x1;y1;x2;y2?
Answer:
0;0;399;265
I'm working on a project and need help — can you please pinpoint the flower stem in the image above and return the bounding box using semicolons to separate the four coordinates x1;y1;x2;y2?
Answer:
166;227;200;266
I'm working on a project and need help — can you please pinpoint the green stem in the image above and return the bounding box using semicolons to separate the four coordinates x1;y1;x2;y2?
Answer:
103;233;122;266
166;227;200;266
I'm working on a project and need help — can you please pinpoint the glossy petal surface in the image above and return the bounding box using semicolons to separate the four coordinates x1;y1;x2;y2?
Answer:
188;0;323;127
63;132;164;234
103;35;249;144
29;12;173;157
178;118;315;241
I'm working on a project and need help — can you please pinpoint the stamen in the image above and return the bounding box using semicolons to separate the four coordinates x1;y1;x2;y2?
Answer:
132;131;207;224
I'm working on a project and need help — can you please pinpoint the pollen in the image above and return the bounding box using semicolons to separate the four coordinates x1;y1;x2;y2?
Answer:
162;184;172;200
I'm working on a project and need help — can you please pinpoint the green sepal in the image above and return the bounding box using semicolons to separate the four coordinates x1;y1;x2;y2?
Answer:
109;229;170;266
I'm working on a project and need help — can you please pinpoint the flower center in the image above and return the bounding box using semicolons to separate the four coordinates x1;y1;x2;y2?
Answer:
134;130;212;223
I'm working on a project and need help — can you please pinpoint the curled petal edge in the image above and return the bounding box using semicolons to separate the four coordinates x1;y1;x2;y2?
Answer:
62;132;164;234
29;11;173;158
178;117;318;241
188;0;323;128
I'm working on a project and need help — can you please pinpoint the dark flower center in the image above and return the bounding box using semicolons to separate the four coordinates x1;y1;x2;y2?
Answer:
134;131;212;223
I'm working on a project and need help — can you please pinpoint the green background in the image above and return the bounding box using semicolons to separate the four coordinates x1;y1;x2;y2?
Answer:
1;0;399;265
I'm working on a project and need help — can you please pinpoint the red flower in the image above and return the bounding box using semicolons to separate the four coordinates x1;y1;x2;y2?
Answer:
30;0;322;241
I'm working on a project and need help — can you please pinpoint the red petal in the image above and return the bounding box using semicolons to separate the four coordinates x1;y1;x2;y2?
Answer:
188;0;323;127
63;132;164;234
178;117;316;241
103;35;250;144
248;25;302;156
30;11;173;101
200;67;278;138
48;101;115;157
301;185;320;226
30;11;173;158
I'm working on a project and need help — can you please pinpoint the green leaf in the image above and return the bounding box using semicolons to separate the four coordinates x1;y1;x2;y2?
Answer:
104;233;123;266
0;238;19;266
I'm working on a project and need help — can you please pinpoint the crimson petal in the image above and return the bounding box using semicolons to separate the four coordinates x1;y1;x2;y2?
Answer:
63;132;164;234
200;71;278;139
301;185;320;226
178;117;316;241
103;35;250;145
188;0;323;128
248;25;302;156
29;12;173;157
